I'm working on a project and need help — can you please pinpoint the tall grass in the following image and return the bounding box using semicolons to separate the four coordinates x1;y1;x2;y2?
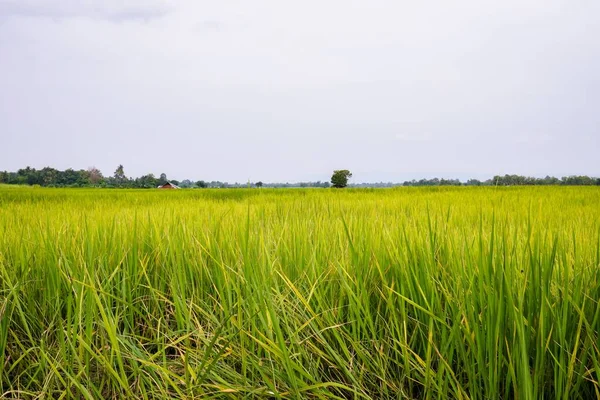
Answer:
1;186;599;399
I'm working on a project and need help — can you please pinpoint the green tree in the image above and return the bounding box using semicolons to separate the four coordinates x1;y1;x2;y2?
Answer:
331;170;352;188
196;180;208;188
159;173;168;185
114;165;126;187
58;169;82;186
17;166;40;185
255;181;263;188
180;179;193;188
40;167;59;186
136;174;158;188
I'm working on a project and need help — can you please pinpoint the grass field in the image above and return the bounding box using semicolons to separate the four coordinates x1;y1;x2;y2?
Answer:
1;186;599;399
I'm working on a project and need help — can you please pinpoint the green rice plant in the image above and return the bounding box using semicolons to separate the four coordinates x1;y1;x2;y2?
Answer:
0;186;599;399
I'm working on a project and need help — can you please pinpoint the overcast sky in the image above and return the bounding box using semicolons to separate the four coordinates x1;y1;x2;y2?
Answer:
1;0;599;182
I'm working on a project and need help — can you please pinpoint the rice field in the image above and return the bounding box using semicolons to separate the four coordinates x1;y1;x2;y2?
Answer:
1;185;599;399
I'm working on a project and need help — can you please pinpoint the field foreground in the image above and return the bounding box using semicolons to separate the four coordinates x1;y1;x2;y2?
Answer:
1;186;600;399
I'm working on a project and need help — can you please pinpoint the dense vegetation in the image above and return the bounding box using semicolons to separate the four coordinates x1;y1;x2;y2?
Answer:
0;166;332;189
1;186;600;399
1;165;599;188
401;175;600;187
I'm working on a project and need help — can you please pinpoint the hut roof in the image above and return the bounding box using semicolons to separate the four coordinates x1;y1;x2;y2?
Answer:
157;182;180;189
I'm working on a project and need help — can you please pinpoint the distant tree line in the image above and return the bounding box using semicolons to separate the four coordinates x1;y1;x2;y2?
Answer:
0;166;176;188
0;166;598;188
0;165;333;189
351;175;600;187
400;175;600;187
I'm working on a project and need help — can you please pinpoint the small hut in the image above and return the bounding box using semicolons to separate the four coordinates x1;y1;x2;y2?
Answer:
157;182;180;189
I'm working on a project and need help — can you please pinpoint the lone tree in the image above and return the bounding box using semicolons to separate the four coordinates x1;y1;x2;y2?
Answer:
114;164;126;187
255;181;263;188
331;170;352;188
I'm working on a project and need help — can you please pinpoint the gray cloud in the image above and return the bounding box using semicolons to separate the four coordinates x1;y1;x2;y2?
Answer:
0;0;171;21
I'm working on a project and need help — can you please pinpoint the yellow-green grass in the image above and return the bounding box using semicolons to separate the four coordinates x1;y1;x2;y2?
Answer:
1;186;599;399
